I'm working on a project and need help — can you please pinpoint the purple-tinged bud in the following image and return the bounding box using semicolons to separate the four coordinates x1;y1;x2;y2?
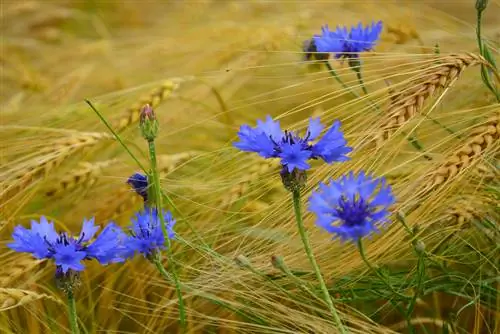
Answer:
140;104;159;142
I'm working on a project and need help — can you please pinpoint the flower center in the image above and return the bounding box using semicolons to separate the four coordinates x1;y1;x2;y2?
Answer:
336;196;372;226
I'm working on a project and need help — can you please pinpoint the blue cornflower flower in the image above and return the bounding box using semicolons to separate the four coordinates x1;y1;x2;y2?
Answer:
127;172;149;202
8;217;127;274
309;171;395;242
125;208;176;258
234;115;352;173
313;21;383;58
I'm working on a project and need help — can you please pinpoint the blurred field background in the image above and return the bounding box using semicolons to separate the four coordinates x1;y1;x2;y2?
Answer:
1;0;499;333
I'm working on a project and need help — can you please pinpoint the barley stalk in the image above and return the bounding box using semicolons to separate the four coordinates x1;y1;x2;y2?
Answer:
0;288;60;311
425;113;499;190
45;159;118;197
375;53;490;147
113;80;180;132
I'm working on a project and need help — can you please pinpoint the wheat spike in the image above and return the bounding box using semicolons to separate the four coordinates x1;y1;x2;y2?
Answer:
45;159;118;197
375;53;488;146
0;288;60;311
114;80;180;132
0;259;44;288
158;151;200;175
0;132;113;205
425;113;499;190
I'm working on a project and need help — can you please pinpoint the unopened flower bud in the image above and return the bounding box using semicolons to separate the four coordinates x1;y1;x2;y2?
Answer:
414;241;425;254
271;255;285;269
139;104;159;142
234;254;251;268
476;0;488;12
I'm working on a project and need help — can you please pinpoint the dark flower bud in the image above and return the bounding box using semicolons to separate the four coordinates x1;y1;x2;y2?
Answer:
139;104;159;142
280;167;307;192
55;268;81;294
127;173;149;203
476;0;488;12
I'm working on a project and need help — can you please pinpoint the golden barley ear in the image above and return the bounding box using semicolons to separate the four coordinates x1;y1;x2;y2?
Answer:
113;80;181;132
1;132;113;206
375;53;490;147
425;113;499;191
0;288;60;311
45;159;118;198
0;259;45;288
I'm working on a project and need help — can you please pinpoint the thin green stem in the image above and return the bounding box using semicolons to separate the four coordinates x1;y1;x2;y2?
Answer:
66;290;80;334
353;67;369;96
292;189;347;333
324;61;360;98
147;139;186;330
407;254;426;319
357;239;409;300
85;100;147;172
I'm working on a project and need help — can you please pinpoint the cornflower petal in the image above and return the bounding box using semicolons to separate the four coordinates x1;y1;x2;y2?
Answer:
53;243;87;273
279;142;312;172
79;217;100;242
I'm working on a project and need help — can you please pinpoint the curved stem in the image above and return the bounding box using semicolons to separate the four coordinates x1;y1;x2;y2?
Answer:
148;139;186;330
85;100;147;172
324;61;359;98
66;290;80;334
357;239;409;299
292;189;348;333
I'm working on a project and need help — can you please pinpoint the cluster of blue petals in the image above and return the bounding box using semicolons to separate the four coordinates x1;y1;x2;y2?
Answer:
124;207;176;258
308;171;395;241
234;116;352;172
313;21;383;58
8;217;127;273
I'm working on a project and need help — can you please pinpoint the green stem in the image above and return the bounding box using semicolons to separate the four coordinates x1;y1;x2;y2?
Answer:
324;61;360;98
353;67;369;96
66;290;80;334
357;239;409;300
292;189;347;333
407;253;426;320
85;100;147;172
147;139;186;330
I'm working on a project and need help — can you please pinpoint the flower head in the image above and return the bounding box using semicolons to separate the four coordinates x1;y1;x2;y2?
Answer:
234;115;352;174
127;173;149;202
308;171;395;242
8;217;127;274
125;208;176;258
313;21;383;58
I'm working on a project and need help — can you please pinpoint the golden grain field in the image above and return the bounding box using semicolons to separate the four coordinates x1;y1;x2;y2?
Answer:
1;1;499;333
